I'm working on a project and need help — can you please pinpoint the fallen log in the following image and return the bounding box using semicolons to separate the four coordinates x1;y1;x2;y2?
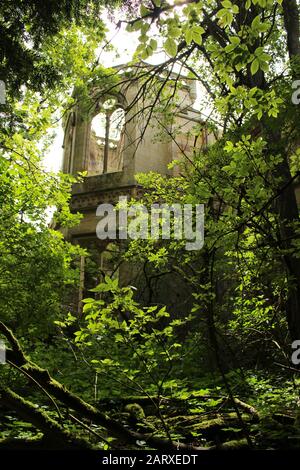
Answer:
232;398;259;422
0;385;94;449
0;321;208;451
0;438;45;450
209;438;249;450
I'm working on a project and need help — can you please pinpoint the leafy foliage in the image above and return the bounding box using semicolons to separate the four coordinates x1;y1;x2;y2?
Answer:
1;0;300;453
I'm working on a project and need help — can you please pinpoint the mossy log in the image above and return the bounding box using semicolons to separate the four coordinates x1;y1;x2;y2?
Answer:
209;438;249;450
0;385;94;449
0;321;208;451
272;413;295;425
167;413;252;440
232;398;259;422
0;436;50;450
97;395;259;419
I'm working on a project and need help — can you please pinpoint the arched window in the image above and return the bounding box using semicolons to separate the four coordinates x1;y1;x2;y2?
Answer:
89;99;125;175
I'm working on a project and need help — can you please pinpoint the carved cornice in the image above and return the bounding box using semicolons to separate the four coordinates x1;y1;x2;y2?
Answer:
70;185;144;211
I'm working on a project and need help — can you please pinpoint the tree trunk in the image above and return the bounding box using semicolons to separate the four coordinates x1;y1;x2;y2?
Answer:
277;0;300;340
282;0;300;58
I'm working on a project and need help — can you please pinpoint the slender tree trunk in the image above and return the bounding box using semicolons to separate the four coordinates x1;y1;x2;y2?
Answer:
274;150;300;341
277;0;300;340
283;0;300;58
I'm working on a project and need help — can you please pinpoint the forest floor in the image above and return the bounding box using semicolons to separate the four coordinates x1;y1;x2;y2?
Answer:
0;392;299;450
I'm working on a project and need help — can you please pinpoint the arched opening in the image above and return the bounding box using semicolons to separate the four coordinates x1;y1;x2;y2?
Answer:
89;99;125;175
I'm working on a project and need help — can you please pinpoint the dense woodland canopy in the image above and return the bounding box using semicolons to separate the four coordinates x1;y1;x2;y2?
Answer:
1;0;300;456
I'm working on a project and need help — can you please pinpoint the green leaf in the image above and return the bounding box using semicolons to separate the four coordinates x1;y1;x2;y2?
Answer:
251;15;261;30
191;26;205;45
164;38;178;57
260;61;269;73
230;36;240;45
251;58;259;75
185;29;193;45
82;298;94;303
222;0;232;7
225;38;240;52
169;26;181;38
149;39;157;51
140;4;151;16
